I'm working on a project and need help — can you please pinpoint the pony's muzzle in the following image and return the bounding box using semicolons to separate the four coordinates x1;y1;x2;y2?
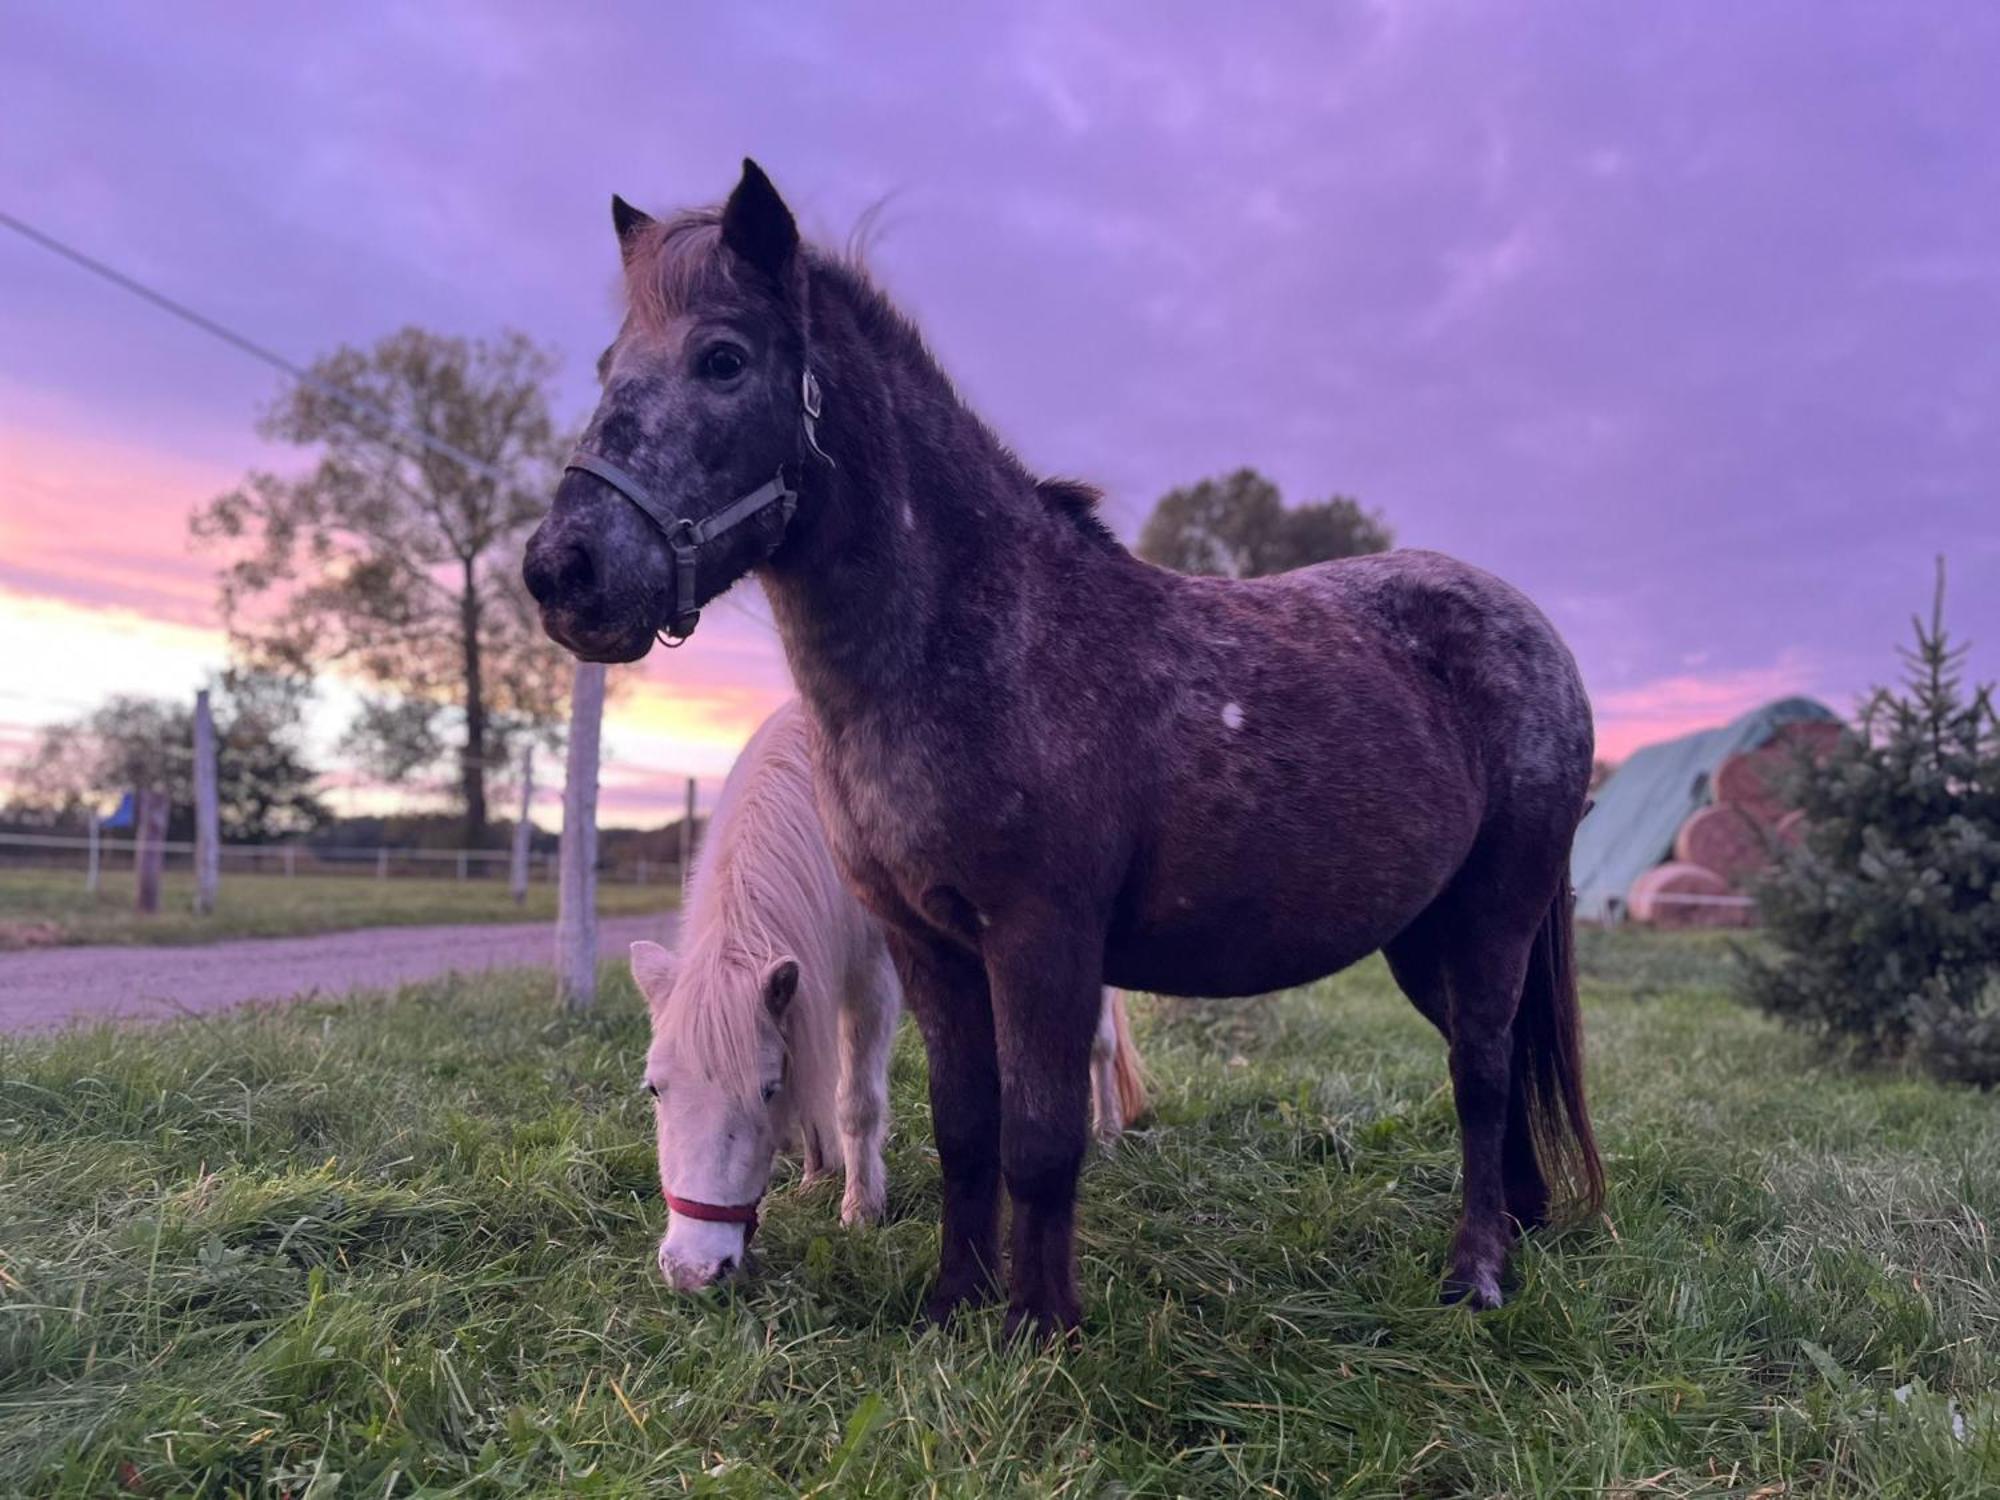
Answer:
657;1234;744;1292
523;489;660;662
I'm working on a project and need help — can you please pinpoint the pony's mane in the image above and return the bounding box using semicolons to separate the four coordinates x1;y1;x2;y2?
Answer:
1034;477;1122;551
624;208;1125;553
623;210;733;333
659;702;843;1121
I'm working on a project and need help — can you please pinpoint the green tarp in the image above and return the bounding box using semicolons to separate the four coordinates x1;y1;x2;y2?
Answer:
1571;695;1840;921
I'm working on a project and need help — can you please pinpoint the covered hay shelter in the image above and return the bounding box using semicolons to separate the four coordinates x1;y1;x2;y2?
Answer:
1572;696;1840;923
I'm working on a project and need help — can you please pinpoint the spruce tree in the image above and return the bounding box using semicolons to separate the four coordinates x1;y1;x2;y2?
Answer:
1741;561;2000;1082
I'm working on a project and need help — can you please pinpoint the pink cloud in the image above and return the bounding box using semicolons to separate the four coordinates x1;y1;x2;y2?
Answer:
1591;652;1819;761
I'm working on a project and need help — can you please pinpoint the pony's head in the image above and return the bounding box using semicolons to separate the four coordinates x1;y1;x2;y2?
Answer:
524;159;818;661
629;938;800;1291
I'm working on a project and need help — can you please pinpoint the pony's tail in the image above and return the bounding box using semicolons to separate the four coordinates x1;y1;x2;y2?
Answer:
1514;872;1604;1221
1108;989;1150;1126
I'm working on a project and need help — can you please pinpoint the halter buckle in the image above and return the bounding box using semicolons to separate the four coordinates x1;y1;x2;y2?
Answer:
801;368;834;467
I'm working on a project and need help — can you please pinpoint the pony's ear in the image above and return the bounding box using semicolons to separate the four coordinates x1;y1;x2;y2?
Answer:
761;956;800;1019
612;194;654;243
721;159;798;281
629;940;676;995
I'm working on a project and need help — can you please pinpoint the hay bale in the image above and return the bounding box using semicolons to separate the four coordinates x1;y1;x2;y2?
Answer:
1672;804;1773;888
1775;808;1808;848
1713;723;1845;826
1627;861;1753;928
1712;748;1792;826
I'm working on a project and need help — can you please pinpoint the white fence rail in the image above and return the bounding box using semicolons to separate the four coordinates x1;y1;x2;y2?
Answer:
0;831;680;885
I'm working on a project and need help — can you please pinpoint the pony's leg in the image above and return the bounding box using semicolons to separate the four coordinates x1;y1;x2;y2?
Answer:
1089;988;1123;1145
888;929;1003;1323
985;920;1101;1339
1434;842;1561;1309
837;953;898;1227
1389;908;1548;1235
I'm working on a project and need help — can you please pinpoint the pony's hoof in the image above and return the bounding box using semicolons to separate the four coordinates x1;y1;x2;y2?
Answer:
1440;1272;1505;1311
1003;1300;1081;1345
840;1193;886;1228
920;1275;998;1328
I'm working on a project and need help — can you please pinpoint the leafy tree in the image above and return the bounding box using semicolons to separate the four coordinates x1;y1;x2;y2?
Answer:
1135;467;1392;578
192;327;573;844
8;673;327;842
1740;563;2000;1083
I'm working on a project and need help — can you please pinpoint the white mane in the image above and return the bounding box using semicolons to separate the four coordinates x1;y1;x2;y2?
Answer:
659;699;851;1139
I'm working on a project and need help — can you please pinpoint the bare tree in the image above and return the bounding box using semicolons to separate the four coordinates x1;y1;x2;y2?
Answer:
192;327;572;843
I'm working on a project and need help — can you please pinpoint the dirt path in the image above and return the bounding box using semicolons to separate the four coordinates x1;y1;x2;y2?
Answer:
0;912;677;1033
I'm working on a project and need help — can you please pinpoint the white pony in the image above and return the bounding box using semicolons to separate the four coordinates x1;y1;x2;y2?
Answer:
630;698;1146;1291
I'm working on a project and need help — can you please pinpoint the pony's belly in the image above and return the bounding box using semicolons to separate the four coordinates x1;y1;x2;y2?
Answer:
1102;908;1398;999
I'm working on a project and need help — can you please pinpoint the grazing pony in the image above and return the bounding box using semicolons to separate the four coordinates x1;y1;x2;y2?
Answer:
526;161;1601;1335
630;698;1145;1291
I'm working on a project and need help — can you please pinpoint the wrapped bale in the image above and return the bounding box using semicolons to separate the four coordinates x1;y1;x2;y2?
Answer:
1627;861;1752;929
1672;804;1774;888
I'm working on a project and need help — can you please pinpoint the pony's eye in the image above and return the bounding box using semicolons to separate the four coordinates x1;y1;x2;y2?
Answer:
644;1081;660;1099
700;345;747;382
760;1081;781;1104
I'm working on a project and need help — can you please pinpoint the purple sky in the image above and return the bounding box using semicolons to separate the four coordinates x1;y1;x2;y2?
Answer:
3;2;1996;791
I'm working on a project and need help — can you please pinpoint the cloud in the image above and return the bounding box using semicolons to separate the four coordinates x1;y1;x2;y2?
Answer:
1592;651;1820;761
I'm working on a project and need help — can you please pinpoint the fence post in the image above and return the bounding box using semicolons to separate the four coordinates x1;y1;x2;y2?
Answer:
510;744;535;906
85;810;101;895
681;776;697;893
376;846;388;880
635;857;647;885
557;662;605;1012
134;788;168;914
457;850;468;882
193;689;220;914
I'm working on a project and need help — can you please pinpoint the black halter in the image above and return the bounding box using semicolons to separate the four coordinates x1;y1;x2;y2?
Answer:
564;367;831;644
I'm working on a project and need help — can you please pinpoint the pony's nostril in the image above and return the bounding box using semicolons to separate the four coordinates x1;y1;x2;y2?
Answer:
524;538;595;605
715;1255;737;1279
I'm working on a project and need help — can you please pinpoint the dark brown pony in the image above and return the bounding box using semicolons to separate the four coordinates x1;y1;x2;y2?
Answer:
525;161;1602;1338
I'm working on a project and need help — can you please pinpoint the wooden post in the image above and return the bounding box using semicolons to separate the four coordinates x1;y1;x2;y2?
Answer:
133;788;168;914
556;662;605;1012
681;776;697;893
193;689;220;915
376;846;389;880
284;844;297;878
85;810;101;895
509;744;535;905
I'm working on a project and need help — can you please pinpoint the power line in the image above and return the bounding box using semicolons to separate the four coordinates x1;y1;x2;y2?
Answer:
3;209;788;645
0;209;507;484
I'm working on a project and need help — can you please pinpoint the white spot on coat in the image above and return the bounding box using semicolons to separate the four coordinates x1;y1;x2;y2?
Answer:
1221;702;1245;731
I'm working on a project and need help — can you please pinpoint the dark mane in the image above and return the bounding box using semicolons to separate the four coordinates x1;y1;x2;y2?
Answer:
1034;477;1123;552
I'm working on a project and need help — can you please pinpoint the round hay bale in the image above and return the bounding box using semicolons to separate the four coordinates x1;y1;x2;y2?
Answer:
1774;808;1808;848
1773;719;1845;758
1712;748;1792;825
1627;861;1752;929
1672;804;1773;888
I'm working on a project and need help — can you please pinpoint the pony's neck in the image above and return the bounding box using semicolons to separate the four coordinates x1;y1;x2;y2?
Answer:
758;258;1050;725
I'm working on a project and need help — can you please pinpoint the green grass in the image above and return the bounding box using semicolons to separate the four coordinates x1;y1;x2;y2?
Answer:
0;868;674;949
3;934;1997;1496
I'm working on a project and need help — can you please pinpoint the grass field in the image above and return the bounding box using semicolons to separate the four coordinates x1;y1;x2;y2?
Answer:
3;933;1996;1496
0;868;673;950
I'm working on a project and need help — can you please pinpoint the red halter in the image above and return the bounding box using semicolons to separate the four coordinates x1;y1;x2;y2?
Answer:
664;1189;760;1240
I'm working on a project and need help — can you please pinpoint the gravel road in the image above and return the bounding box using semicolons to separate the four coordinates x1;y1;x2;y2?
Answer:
0;912;677;1033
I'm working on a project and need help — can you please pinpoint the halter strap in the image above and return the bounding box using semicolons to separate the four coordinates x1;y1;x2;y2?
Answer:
564;366;829;644
664;1189;761;1239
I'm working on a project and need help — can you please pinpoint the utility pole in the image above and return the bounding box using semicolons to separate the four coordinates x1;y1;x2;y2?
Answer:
193;688;220;915
681;776;697;893
556;663;605;1012
509;744;535;905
